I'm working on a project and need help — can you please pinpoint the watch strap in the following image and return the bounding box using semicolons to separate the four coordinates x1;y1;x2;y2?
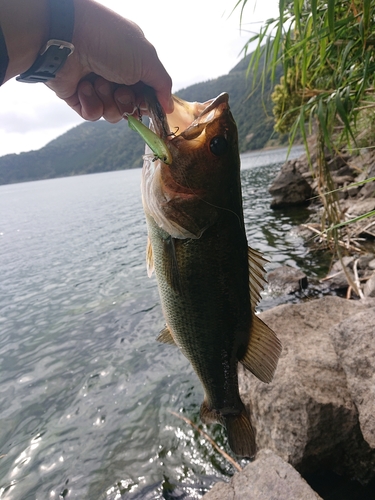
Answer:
0;22;9;85
17;0;75;83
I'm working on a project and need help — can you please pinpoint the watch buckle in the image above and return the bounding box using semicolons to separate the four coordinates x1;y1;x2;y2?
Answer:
40;39;75;56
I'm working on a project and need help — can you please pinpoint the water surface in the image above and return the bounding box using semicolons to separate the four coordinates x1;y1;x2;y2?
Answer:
0;147;327;499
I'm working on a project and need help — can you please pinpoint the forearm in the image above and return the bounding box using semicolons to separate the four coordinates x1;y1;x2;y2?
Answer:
0;0;48;83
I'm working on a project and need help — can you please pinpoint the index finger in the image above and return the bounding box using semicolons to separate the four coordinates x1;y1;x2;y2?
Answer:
138;48;174;114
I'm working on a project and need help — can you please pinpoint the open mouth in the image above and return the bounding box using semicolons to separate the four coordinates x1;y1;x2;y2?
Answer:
127;92;229;164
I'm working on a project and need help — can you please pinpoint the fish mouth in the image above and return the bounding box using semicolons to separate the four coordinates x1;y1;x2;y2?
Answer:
153;92;230;141
137;90;230;156
127;87;230;162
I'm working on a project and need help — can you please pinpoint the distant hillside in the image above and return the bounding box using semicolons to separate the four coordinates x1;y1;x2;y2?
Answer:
0;55;285;185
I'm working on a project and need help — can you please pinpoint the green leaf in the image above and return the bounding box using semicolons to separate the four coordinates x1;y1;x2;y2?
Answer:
317;99;331;150
327;211;375;232
279;0;285;18
327;0;335;37
294;0;301;35
340;39;356;69
335;90;355;143
311;0;317;29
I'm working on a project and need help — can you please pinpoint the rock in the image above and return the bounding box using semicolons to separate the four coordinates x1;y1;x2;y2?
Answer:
203;481;232;499
334;163;355;177
269;159;313;208
239;296;375;483
329;308;375;449
346;185;360;197
358;253;375;269
322;257;357;291
341;198;375;217
202;450;322;500
327;155;351;172
359;180;375;199
267;266;308;294
369;259;375;270
364;272;375;297
331;174;354;186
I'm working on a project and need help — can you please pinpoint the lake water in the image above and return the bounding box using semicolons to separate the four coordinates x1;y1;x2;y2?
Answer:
0;146;327;499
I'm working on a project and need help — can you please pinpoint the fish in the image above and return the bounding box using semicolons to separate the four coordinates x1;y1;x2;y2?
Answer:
131;89;281;458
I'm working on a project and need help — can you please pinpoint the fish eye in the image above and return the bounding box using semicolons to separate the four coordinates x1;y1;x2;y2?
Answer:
209;136;228;156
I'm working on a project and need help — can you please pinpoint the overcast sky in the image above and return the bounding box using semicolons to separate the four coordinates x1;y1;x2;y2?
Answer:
0;0;279;158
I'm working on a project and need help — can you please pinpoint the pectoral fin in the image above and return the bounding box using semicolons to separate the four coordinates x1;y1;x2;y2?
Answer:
146;237;154;278
239;313;282;383
157;325;176;345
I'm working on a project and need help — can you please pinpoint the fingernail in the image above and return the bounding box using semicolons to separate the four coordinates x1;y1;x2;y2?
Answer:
116;94;132;105
98;83;111;96
139;102;148;112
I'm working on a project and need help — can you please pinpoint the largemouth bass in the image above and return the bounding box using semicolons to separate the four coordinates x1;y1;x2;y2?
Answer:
132;90;281;458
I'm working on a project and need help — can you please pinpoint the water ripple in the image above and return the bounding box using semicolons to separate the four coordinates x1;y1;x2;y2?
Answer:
0;152;326;499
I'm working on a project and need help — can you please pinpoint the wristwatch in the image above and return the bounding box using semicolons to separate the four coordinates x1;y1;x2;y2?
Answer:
16;0;75;83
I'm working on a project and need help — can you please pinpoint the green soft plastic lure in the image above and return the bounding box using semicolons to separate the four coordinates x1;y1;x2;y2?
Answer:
127;114;172;165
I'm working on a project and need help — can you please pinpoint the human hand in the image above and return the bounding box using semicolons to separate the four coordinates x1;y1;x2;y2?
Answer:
47;0;173;120
1;0;173;120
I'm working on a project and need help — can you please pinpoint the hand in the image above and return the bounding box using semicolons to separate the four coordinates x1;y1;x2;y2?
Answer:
47;0;174;121
1;0;173;120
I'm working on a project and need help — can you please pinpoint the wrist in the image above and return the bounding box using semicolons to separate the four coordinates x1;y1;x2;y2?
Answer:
0;0;49;83
17;0;75;83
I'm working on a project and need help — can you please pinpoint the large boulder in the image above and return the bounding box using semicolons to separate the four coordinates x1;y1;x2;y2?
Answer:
329;309;375;448
269;159;313;208
238;296;375;483
203;449;322;500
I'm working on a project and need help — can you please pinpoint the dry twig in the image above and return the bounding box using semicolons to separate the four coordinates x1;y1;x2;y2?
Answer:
169;411;242;472
353;259;365;299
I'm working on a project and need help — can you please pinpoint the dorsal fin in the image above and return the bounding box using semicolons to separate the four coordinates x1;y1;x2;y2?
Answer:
146;237;154;278
157;325;177;345
240;247;282;383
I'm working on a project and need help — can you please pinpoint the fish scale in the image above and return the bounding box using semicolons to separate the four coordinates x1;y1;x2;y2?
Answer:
147;211;250;412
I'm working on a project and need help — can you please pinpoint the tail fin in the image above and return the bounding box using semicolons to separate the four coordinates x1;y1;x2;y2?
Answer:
225;408;256;459
200;400;256;458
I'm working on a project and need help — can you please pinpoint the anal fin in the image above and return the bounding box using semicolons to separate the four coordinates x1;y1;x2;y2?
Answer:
239;313;282;383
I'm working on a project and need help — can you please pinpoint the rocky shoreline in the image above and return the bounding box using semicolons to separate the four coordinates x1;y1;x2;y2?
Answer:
202;297;375;499
269;145;375;298
202;148;375;499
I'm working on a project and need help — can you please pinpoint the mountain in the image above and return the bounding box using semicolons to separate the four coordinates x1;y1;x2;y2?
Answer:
0;55;284;185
